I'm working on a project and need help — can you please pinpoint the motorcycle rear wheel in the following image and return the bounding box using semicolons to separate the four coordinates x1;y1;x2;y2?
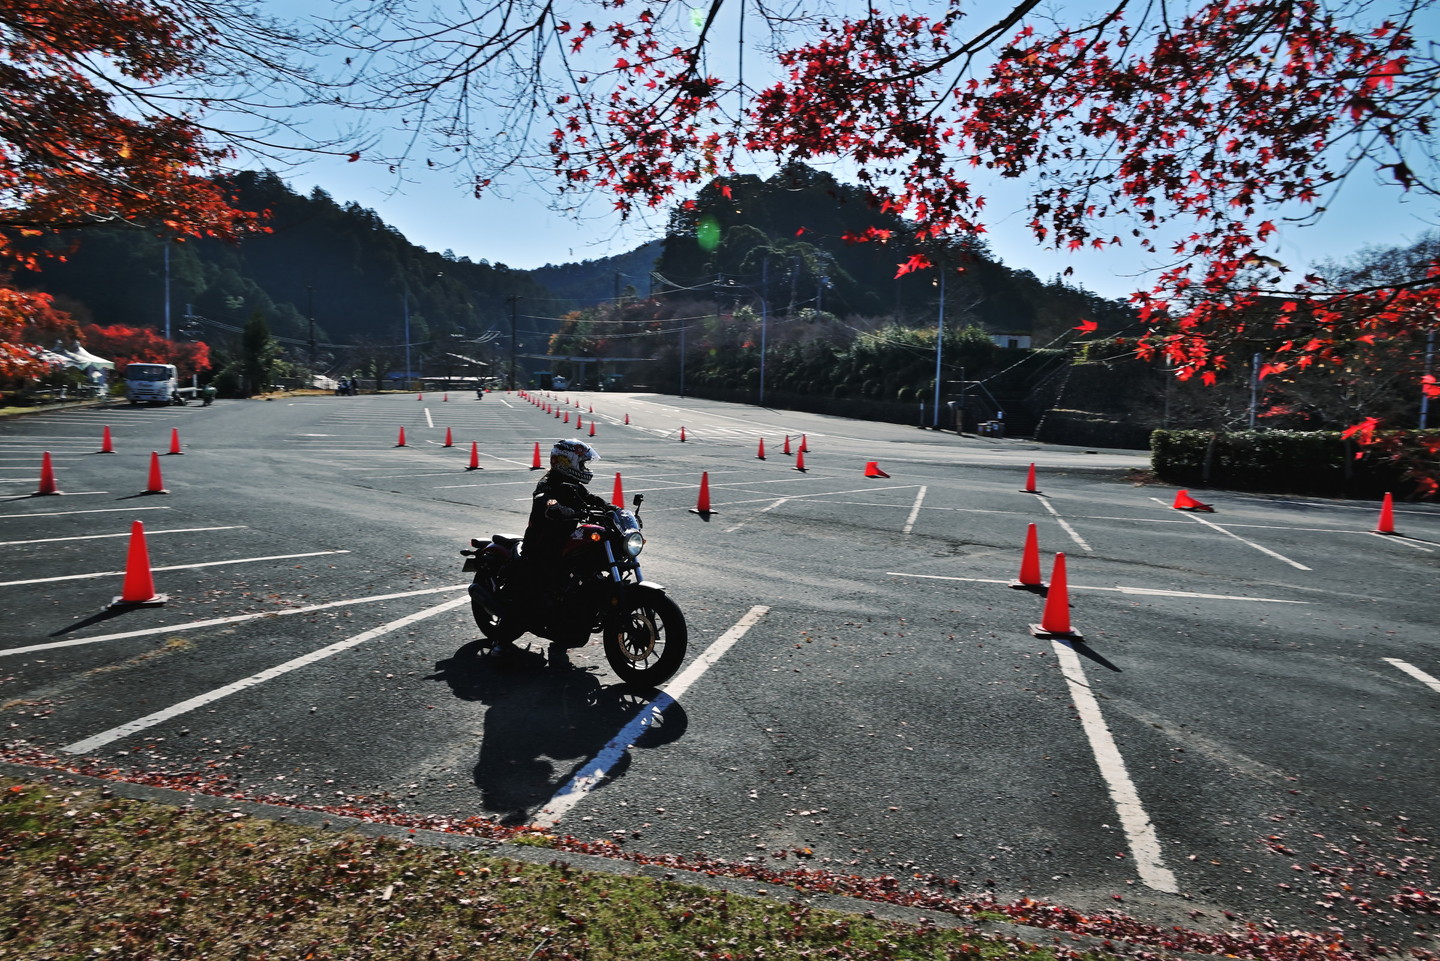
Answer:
470;571;520;642
603;593;687;688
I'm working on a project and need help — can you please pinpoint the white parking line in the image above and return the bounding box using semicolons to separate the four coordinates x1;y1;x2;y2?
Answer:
0;550;350;588
0;506;170;519
1384;658;1440;693
0;526;243;547
1041;498;1094;552
887;571;1307;602
61;593;471;755
1;584;469;658
1150;498;1311;570
531;605;771;827
724;498;788;533
902;486;927;534
1052;639;1179;893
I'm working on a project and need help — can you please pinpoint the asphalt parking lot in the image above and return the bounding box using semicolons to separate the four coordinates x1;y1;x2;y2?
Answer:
1;390;1436;942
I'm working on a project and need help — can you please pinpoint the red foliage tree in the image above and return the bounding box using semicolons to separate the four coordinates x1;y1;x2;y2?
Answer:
350;0;1438;430
0;0;268;379
78;324;212;378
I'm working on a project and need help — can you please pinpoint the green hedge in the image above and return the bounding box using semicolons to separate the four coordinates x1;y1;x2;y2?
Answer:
1035;410;1153;450
1151;429;1440;500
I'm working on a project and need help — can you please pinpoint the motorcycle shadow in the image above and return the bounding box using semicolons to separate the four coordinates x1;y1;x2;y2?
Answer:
431;640;688;826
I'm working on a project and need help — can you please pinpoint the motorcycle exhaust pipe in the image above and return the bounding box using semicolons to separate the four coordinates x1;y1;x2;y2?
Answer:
467;578;510;620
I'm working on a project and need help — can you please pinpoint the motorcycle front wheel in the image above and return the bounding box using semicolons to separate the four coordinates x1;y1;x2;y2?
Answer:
603;593;687;688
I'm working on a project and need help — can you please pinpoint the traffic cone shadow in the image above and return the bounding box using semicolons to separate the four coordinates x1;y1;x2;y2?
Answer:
110;520;168;608
689;471;717;519
1030;552;1082;640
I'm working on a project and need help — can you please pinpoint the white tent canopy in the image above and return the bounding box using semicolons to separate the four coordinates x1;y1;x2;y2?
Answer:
51;344;114;370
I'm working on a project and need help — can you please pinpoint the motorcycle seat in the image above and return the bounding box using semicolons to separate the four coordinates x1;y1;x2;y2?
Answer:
492;534;521;548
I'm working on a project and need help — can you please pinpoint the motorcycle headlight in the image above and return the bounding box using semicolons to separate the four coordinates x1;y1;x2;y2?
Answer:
624;531;645;557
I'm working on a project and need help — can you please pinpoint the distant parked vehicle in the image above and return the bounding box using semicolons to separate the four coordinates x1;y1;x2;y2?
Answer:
123;363;194;405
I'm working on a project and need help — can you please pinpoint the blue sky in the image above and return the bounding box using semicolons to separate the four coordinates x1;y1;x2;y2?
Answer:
270;1;1437;300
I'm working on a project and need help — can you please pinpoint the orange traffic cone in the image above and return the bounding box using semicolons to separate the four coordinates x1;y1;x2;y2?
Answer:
782;435;792;455
443;427;454;448
1375;492;1397;534
1031;553;1082;640
530;442;543;470
110;520;167;607
143;451;168;495
99;426;115;454
1021;463;1040;494
563;411;570;424
396;426;407;447
757;438;766;460
800;434;809;453
1172;489;1214;512
417;392;423;401
575;415;583;431
611;472;625;508
679;426;687;442
793;448;808;472
34;452;61;496
589;420;597;437
624;413;630;425
689;471;717;517
864;461;890;478
466;441;481;471
1010;523;1044;591
167;427;182;455
443;393;449;402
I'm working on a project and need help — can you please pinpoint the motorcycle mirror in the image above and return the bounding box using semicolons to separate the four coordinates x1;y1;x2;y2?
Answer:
632;493;644;507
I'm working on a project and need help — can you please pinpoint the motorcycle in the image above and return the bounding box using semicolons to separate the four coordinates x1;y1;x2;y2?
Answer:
462;493;688;687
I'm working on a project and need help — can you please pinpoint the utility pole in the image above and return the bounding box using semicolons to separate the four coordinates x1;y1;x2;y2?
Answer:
933;265;946;428
759;257;769;406
307;284;316;387
508;295;519;391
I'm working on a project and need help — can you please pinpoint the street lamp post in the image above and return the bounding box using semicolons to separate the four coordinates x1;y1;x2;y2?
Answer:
933;266;946;428
403;291;412;391
508;295;519;391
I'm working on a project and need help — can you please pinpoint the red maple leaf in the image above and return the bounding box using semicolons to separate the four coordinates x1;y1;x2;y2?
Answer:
1073;319;1098;333
894;253;932;278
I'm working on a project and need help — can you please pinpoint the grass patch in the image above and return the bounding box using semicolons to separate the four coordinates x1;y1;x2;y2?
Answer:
0;778;1065;961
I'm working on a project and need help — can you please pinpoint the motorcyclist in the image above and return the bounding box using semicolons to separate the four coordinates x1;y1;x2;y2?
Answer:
494;438;608;665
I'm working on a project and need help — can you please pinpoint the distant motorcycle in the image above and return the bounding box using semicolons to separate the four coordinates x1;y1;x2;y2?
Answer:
462;494;688;687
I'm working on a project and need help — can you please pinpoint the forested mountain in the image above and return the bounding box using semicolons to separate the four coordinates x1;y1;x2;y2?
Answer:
18;171;555;365
15;165;1131;396
656;162;1132;342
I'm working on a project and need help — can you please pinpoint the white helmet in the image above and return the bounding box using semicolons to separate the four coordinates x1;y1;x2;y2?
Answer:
550;438;599;484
